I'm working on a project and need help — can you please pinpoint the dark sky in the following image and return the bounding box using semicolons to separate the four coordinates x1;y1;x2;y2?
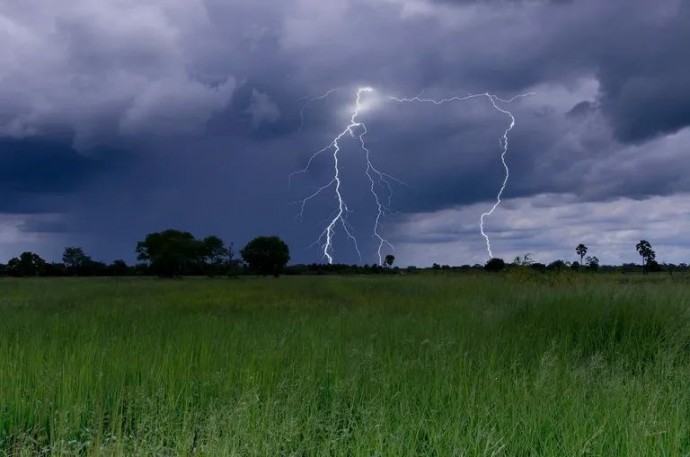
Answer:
2;0;690;266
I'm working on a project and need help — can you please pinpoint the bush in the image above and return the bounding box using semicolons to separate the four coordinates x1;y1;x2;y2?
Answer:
240;236;290;277
484;258;506;273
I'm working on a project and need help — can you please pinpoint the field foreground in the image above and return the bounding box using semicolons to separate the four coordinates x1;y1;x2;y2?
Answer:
1;275;690;455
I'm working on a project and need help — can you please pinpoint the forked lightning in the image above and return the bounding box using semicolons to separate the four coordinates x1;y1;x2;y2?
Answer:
291;87;395;265
390;92;534;258
293;86;532;263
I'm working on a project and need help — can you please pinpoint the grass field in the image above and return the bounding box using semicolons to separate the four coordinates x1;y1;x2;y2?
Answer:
2;274;690;456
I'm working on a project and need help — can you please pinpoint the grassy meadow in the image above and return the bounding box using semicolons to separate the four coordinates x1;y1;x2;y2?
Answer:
2;273;690;455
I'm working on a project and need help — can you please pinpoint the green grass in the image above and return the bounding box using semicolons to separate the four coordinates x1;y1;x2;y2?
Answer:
2;274;690;455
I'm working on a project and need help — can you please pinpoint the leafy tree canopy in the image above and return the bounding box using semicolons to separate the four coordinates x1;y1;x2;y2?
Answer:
136;230;204;277
62;247;93;275
240;236;290;277
7;252;47;277
576;244;588;263
484;257;506;273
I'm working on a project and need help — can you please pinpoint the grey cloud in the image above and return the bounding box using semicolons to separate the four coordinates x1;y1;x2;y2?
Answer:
0;213;67;261
1;0;689;266
429;0;571;4
119;77;235;136
391;193;690;266
566;101;597;119
358;0;690;144
0;0;236;150
247;89;281;130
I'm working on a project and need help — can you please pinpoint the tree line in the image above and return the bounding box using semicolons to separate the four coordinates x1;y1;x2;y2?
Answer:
483;240;675;274
0;230;290;278
0;231;682;278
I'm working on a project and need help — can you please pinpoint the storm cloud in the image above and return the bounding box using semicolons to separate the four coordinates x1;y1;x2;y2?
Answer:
1;0;689;265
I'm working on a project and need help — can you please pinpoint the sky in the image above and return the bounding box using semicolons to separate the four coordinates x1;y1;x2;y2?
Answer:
1;0;690;267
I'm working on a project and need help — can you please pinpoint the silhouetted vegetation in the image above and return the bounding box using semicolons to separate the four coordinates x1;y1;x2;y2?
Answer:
0;232;686;278
133;230;239;277
136;230;204;277
484;258;506;272
576;243;588;265
636;239;656;275
547;260;568;271
7;252;46;277
240;236;290;277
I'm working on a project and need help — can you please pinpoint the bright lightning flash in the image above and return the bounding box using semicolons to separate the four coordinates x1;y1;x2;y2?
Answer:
291;87;396;265
390;92;533;258
293;86;532;263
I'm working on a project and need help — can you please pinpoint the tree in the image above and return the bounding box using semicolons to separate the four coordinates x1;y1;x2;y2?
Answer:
575;244;588;265
136;229;203;277
513;253;533;266
384;254;395;268
585;255;600;271
530;263;547;273
108;259;130;276
368;263;383;274
201;236;230;276
484;257;506;272
240;236;290;276
647;258;663;273
7;252;47;277
636;240;656;275
62;247;92;275
547;260;568;271
44;262;67;277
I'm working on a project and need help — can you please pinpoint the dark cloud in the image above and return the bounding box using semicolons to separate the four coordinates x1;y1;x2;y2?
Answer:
0;140;126;193
566;101;596;119
430;0;571;4
1;0;689;264
0;139;133;215
383;0;690;144
591;2;690;142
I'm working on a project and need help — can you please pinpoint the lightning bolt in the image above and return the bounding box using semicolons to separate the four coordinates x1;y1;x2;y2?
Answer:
296;88;342;134
293;86;532;263
358;119;395;265
292;87;397;265
390;92;533;258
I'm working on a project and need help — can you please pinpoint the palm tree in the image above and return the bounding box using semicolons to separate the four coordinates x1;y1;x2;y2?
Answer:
636;240;655;274
575;244;588;265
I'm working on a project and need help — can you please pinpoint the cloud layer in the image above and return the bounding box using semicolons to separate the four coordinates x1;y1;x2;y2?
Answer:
1;0;689;265
0;0;235;149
